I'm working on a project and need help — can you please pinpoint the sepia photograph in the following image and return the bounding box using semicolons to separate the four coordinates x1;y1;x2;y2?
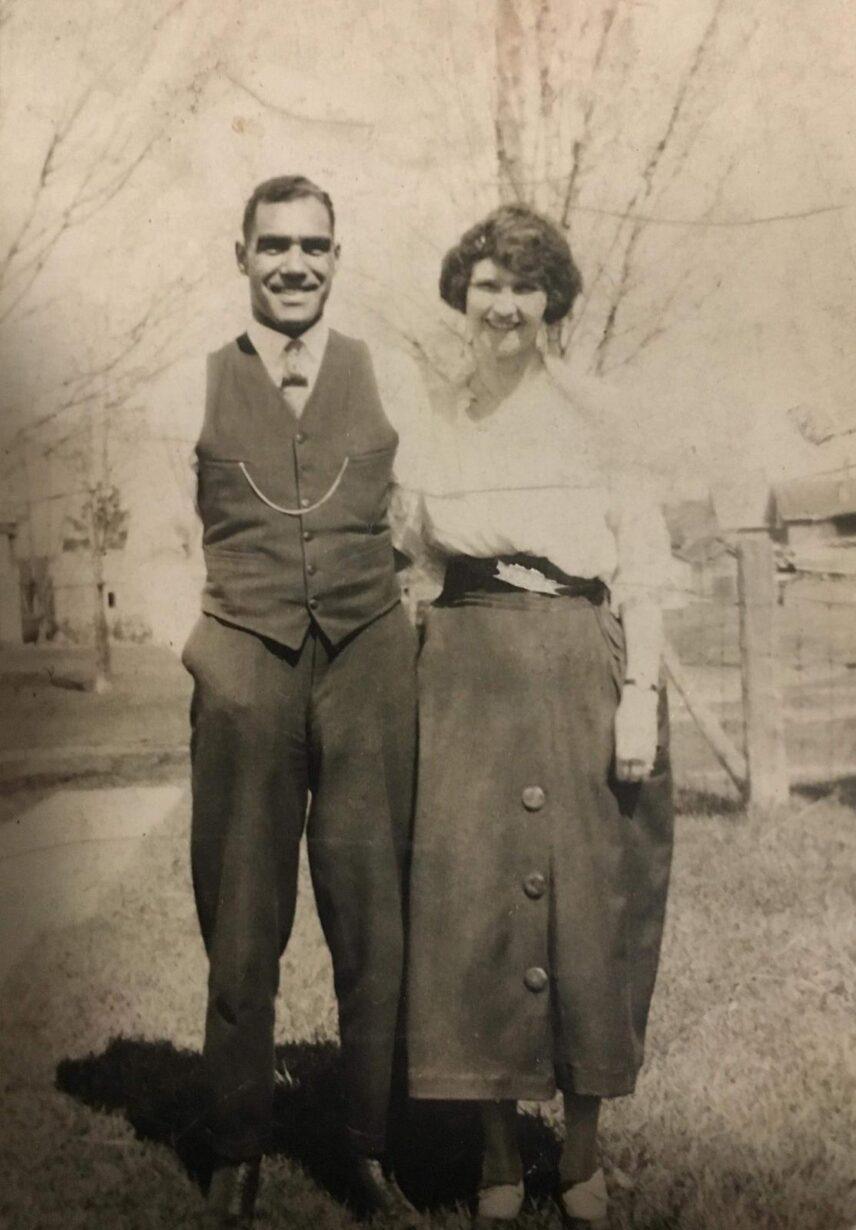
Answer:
1;2;855;1227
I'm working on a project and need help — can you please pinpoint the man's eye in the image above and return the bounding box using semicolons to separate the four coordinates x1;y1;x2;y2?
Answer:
302;240;331;256
515;284;539;295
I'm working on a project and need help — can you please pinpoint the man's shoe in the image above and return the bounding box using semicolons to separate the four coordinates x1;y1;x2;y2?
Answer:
206;1158;260;1226
353;1156;421;1225
556;1167;610;1229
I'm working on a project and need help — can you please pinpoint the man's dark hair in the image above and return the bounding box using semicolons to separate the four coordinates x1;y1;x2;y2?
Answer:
242;175;336;241
439;205;582;325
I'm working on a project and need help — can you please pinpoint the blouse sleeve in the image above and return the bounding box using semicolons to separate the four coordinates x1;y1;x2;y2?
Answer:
388;482;427;561
607;467;673;611
372;347;449;601
557;367;673;611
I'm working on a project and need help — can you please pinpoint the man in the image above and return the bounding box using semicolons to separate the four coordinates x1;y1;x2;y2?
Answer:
182;175;421;1225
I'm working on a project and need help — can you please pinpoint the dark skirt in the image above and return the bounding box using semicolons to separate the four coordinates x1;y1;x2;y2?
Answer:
406;588;673;1101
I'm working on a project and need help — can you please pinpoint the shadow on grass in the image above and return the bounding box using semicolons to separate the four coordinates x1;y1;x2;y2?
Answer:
55;1037;563;1217
674;774;856;818
55;1038;211;1185
794;773;856;810
673;786;745;817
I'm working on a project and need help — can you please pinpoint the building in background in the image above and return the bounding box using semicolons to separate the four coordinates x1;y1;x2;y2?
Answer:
773;468;856;578
0;417;203;651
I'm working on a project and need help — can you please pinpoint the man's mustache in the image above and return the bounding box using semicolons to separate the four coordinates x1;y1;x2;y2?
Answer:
267;274;322;289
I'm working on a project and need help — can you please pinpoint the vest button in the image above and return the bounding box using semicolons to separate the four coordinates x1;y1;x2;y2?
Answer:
295;431;306;444
300;497;310;509
523;966;548;993
523;872;546;900
308;598;318;610
521;786;546;812
302;531;313;542
306;563;316;576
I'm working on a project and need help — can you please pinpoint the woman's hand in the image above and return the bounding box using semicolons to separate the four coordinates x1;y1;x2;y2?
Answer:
614;683;659;782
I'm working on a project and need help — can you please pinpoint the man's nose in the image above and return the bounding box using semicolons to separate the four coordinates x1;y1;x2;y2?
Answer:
280;243;308;273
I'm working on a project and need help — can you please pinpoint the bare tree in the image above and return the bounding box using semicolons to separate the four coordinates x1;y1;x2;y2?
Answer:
491;0;777;373
0;0;223;673
3;273;200;685
0;0;217;325
60;436;132;692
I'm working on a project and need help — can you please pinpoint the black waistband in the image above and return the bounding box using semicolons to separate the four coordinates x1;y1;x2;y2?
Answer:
439;554;607;605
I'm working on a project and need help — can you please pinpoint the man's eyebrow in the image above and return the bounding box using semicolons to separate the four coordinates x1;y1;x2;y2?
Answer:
254;233;331;245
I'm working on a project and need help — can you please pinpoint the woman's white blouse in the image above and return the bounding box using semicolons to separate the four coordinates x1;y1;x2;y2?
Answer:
393;359;672;611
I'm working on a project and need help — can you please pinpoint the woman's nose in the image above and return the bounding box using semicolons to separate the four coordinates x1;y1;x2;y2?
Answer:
493;288;517;314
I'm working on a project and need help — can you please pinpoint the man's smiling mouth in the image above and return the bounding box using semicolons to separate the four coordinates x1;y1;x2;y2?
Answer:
268;283;318;296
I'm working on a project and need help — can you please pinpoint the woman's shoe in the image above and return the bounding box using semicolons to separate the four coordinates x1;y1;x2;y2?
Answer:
473;1180;525;1226
557;1167;610;1228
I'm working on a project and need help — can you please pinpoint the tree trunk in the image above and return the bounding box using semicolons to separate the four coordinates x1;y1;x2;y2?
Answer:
91;549;112;694
495;0;526;203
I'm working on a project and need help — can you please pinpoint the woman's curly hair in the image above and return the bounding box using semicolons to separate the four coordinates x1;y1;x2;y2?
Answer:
439;205;582;325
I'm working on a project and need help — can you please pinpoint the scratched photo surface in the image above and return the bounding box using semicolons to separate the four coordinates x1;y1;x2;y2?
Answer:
1;2;855;1227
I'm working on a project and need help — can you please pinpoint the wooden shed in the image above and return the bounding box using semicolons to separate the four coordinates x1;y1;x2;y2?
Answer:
772;468;856;575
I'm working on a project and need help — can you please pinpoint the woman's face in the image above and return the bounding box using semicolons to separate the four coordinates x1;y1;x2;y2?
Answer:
465;258;548;361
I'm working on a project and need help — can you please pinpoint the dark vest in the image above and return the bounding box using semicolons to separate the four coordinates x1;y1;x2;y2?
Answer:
195;329;402;649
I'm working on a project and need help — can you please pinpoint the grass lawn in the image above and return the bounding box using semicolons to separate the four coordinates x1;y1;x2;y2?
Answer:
1;784;854;1229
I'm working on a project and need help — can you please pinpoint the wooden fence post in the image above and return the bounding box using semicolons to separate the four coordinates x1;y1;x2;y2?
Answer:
736;530;789;806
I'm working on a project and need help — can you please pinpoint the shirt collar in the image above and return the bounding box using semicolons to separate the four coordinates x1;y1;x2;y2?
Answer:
246;315;329;371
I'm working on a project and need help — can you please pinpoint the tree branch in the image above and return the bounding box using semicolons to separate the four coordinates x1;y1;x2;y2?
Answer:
0;1;217;320
592;0;729;370
560;0;620;228
224;71;375;130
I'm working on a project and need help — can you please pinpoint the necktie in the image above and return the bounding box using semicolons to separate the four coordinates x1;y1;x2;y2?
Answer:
280;338;308;390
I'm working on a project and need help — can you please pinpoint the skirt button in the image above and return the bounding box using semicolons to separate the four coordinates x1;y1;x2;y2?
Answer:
523;966;548;992
523;872;546;899
521;786;546;812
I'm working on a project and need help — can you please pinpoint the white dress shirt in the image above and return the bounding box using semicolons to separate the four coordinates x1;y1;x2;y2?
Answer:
246;316;328;416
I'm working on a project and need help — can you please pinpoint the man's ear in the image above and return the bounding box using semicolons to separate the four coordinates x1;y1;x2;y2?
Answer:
235;239;248;275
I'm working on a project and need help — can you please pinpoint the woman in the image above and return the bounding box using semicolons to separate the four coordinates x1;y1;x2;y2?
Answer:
402;206;675;1228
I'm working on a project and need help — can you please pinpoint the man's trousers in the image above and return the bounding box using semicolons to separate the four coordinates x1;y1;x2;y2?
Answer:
182;604;417;1162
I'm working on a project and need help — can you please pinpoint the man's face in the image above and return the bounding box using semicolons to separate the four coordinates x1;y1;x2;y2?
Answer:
236;196;339;334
